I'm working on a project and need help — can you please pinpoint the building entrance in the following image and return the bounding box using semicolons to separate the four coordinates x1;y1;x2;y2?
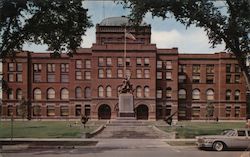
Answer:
98;104;111;119
136;105;148;120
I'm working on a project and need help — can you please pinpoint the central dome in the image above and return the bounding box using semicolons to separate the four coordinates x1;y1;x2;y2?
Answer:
99;16;147;26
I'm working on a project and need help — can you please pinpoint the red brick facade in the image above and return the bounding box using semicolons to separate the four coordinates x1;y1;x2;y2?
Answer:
1;17;247;120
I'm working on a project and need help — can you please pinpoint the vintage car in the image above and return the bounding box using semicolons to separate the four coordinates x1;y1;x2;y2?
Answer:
196;129;250;151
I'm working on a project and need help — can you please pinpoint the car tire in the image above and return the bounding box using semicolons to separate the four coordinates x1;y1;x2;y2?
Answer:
213;141;224;151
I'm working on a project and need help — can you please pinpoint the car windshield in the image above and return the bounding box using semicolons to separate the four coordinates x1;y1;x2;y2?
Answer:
221;130;235;136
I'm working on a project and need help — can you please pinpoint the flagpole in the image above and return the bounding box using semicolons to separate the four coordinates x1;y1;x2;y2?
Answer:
124;26;127;78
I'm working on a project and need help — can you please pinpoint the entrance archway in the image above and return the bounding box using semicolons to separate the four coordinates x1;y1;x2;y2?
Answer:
98;104;111;119
136;105;149;120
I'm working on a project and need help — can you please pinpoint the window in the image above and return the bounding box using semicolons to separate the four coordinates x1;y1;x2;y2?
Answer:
85;87;91;98
225;106;231;117
61;74;69;82
144;69;150;78
34;73;41;82
17;63;23;72
166;87;172;99
226;64;231;73
34;88;42;100
192;106;200;117
8;74;14;82
61;63;69;72
206;65;214;73
157;72;162;79
16;89;22;100
237;130;246;136
76;60;82;69
226;90;231;100
98;69;104;78
144;58;149;66
166;61;172;69
126;69;131;77
226;75;231;83
47;88;55;99
98;86;104;97
85;105;91;117
192;65;200;73
235;106;240;117
178;75;186;83
178;89;186;99
33;105;41;116
8;63;14;71
76;71;82;80
235;90;240;100
166;72;172;80
235;75;240;83
206;89;214;100
126;58;130;66
7;105;13;116
117;58;123;66
34;64;42;72
47;74;55;82
206;75;214;84
192;75;200;83
106;86;112;97
47;64;55;72
136;86;142;98
60;106;69;116
136;58;142;66
157;61;162;68
47;105;55;116
75;87;82;98
178;64;186;73
144;86;150;98
117;69;123;78
75;105;82;116
61;88;69;100
17;73;22;82
235;64;241;73
85;71;91;80
98;57;105;66
85;60;91;69
157;89;162;98
136;69;142;78
106;69;112;78
107;57;112;66
192;89;200;100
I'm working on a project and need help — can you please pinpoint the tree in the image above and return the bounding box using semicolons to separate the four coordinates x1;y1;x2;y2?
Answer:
0;0;93;59
206;102;214;121
18;97;28;120
121;0;250;89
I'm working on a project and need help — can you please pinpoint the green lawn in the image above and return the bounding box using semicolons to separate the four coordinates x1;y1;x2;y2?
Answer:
0;120;105;138
158;121;246;139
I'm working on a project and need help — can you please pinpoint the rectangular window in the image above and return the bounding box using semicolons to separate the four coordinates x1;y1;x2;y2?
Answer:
166;61;172;69
106;69;112;78
117;58;123;66
85;71;91;80
235;106;240;117
178;106;186;118
136;69;142;78
34;64;42;72
47;64;55;72
75;105;82;116
144;69;150;78
178;64;186;73
98;57;105;66
61;63;69;72
206;64;214;73
126;58;130;66
206;75;214;84
85;60;91;69
8;74;14;82
98;69;104;78
117;69;123;78
76;60;82;69
47;74;55;82
235;64;241;73
226;75;231;83
192;75;200;83
166;89;172;99
34;73;41;82
106;57;112;66
136;58;142;66
192;106;200;118
225;106;231;117
16;73;22;82
144;58;149;66
126;69;131;77
76;71;82;80
166;72;172;80
178;75;186;83
8;63;14;71
235;75;240;83
47;105;55;116
60;106;69;116
85;105;91;117
157;61;162;69
157;90;162;98
61;74;69;82
192;65;200;73
226;64;231;73
157;72;162;79
17;63;23;72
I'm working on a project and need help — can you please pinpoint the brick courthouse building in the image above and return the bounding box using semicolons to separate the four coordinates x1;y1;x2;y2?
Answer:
1;17;247;120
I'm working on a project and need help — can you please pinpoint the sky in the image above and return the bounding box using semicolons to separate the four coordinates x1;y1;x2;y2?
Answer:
23;1;226;54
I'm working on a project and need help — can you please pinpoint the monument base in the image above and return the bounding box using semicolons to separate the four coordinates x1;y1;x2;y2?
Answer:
118;93;135;119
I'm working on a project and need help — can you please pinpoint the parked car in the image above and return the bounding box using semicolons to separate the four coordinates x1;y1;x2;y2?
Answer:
196;129;250;151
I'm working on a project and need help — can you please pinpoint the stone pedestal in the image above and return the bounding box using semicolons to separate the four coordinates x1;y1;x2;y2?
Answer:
118;93;135;118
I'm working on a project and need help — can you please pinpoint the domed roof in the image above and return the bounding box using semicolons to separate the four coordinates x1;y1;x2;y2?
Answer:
99;16;147;26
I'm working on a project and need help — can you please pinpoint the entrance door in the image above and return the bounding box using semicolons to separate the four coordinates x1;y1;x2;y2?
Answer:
136;105;148;120
98;104;111;119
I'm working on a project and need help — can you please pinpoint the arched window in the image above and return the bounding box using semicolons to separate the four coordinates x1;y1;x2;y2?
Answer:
75;87;82;98
226;90;231;100
178;89;186;99
144;86;150;98
166;87;172;99
47;88;55;99
206;89;214;100
192;89;200;100
106;86;112;97
235;90;240;100
136;86;142;98
84;87;91;98
34;88;42;100
16;89;22;100
61;88;69;100
98;86;104;97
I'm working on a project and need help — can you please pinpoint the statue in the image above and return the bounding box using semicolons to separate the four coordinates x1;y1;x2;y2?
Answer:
119;76;134;94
